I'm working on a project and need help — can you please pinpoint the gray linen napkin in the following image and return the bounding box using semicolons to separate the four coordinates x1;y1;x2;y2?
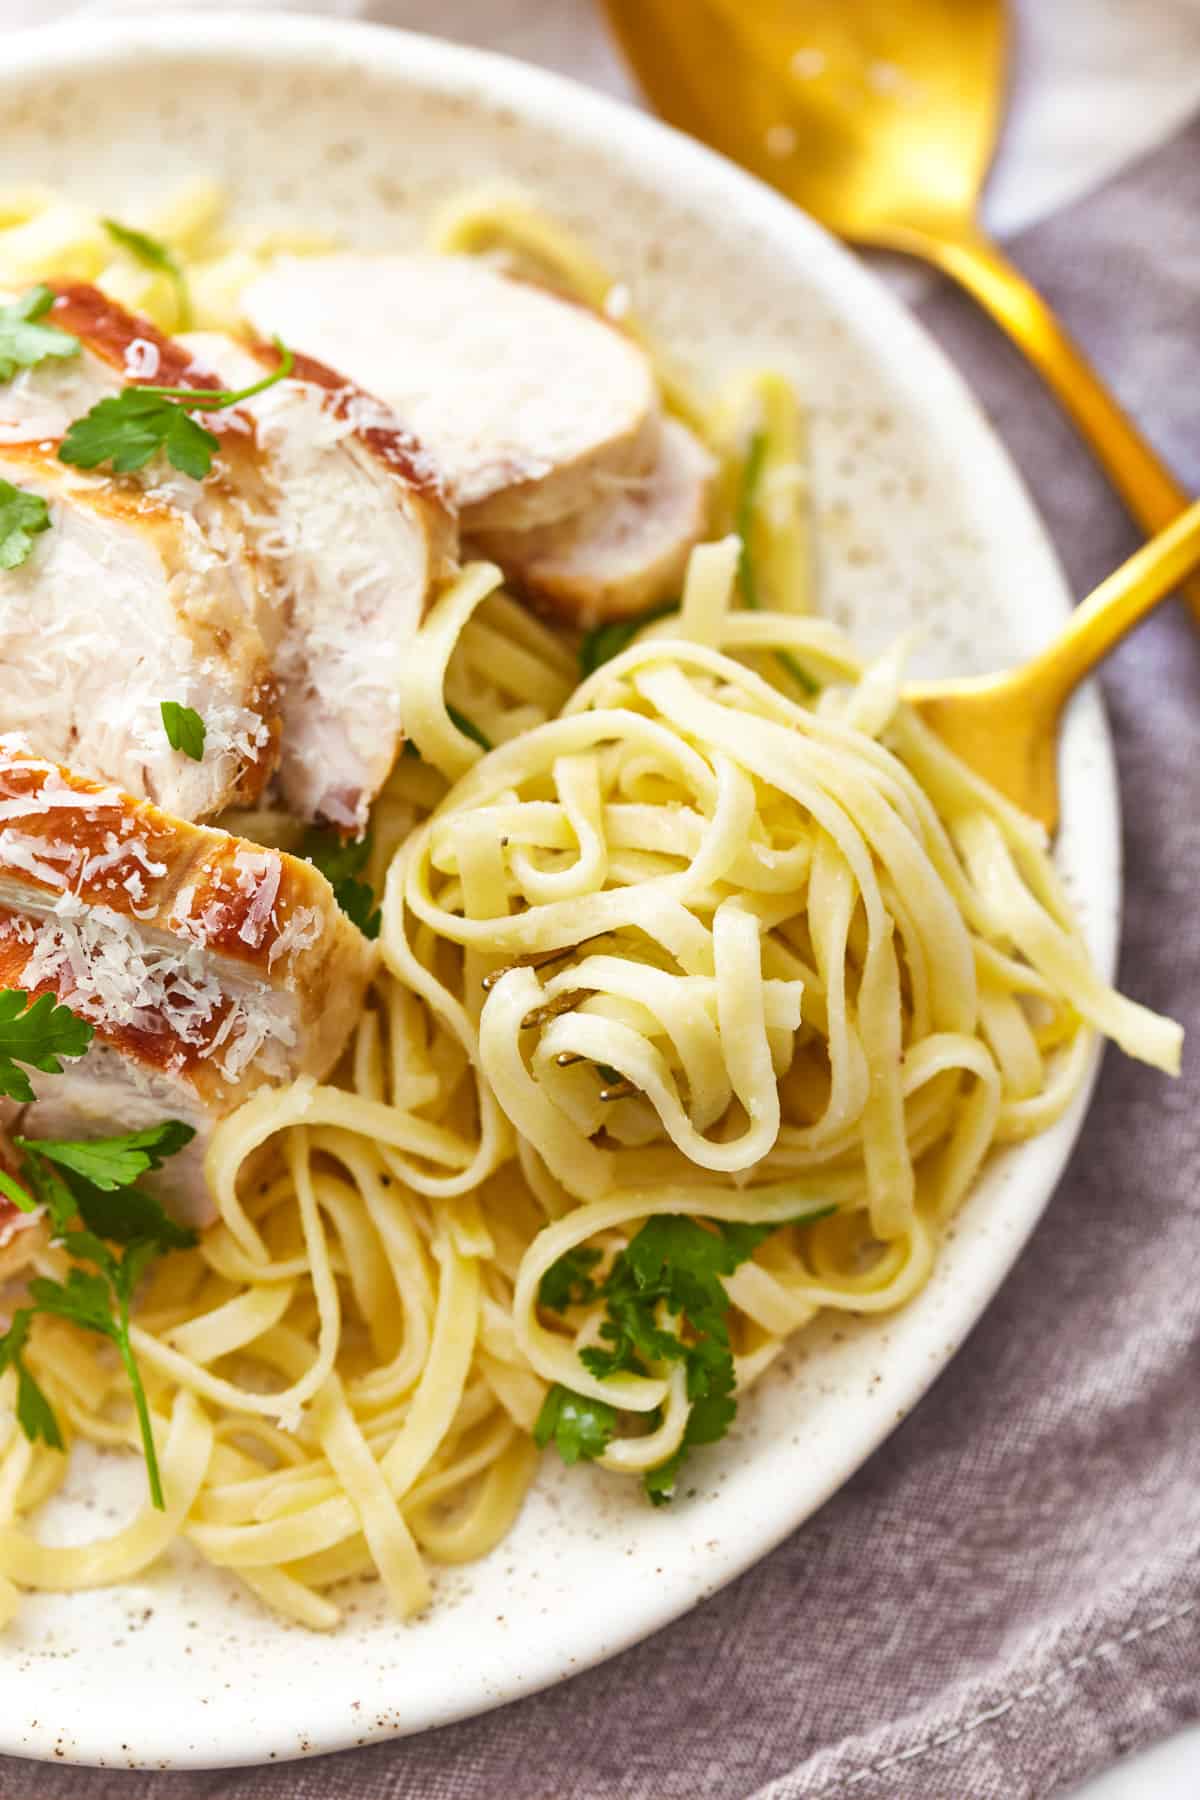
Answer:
1;96;1198;1800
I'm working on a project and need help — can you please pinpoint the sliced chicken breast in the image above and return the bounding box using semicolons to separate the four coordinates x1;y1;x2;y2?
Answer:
181;332;455;831
0;442;278;820
0;738;374;1226
0;284;280;817
242;253;660;532
471;418;716;626
0;281;250;451
1;283;455;831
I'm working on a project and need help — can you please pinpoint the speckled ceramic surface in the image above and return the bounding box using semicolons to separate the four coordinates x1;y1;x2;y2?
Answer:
0;13;1120;1771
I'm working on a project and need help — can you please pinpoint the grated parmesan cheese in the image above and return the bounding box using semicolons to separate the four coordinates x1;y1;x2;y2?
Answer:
16;892;297;1083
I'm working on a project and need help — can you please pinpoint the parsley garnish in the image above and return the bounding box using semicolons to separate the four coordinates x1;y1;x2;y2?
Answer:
16;1119;197;1195
300;827;382;941
0;1309;62;1450
736;428;818;697
0;1118;197;1510
160;699;206;762
578;602;679;677
102;218;192;328
537;1245;602;1312
0;989;93;1104
735;429;769;614
533;1385;618;1466
0;479;51;570
535;1203;836;1501
447;704;492;752
0;284;80;383
58;339;295;481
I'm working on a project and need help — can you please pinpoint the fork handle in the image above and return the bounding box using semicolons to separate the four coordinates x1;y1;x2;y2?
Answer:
1019;496;1200;709
880;220;1200;627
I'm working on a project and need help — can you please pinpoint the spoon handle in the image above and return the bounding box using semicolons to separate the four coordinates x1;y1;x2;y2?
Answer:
885;220;1200;627
1020;494;1200;709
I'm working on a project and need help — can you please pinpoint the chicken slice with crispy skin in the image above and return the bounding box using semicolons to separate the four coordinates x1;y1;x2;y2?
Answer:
181;332;455;831
0;738;374;1228
470;418;716;626
0;442;278;819
242;253;660;532
0;283;280;817
1;281;454;830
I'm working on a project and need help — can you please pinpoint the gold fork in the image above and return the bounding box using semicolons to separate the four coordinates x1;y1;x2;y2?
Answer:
906;498;1200;830
602;0;1200;624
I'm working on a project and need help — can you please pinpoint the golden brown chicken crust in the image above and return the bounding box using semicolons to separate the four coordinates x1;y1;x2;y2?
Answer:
0;742;374;1096
247;339;458;589
0;440;280;811
48;282;222;395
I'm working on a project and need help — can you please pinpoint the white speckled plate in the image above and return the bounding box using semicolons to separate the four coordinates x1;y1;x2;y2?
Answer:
0;12;1119;1772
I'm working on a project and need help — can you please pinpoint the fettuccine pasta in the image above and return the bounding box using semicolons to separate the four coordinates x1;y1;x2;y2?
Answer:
0;184;1178;1631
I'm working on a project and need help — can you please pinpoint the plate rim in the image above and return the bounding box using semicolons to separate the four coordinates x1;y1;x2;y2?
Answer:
0;9;1121;1770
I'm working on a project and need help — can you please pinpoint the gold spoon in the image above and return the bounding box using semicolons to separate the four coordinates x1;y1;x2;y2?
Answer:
602;0;1200;623
906;497;1200;830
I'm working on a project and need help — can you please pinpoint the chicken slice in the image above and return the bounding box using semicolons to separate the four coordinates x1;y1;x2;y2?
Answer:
0;284;281;817
242;253;660;532
470;418;716;627
0;282;256;467
0;738;374;1227
181;332;455;832
2;283;456;831
0;442;278;820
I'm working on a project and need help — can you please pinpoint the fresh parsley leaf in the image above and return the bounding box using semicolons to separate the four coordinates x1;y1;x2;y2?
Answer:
1;1119;198;1507
0;989;93;1105
60;390;218;479
13;1143;79;1234
549;1204;838;1499
29;1263;118;1336
17;1120;195;1193
160;699;206;762
67;1180;197;1252
299;827;382;941
15;1352;63;1449
29;1245;169;1508
298;827;371;889
716;1206;835;1263
58;340;295;481
0;1167;33;1213
335;879;382;940
538;1246;602;1312
446;704;492;752
643;1446;684;1506
624;1213;738;1296
0;284;80;383
578;603;679;678
12;1123;198;1249
102;218;192;327
0;1311;63;1451
0;479;51;571
534;1383;618;1466
735;428;818;696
